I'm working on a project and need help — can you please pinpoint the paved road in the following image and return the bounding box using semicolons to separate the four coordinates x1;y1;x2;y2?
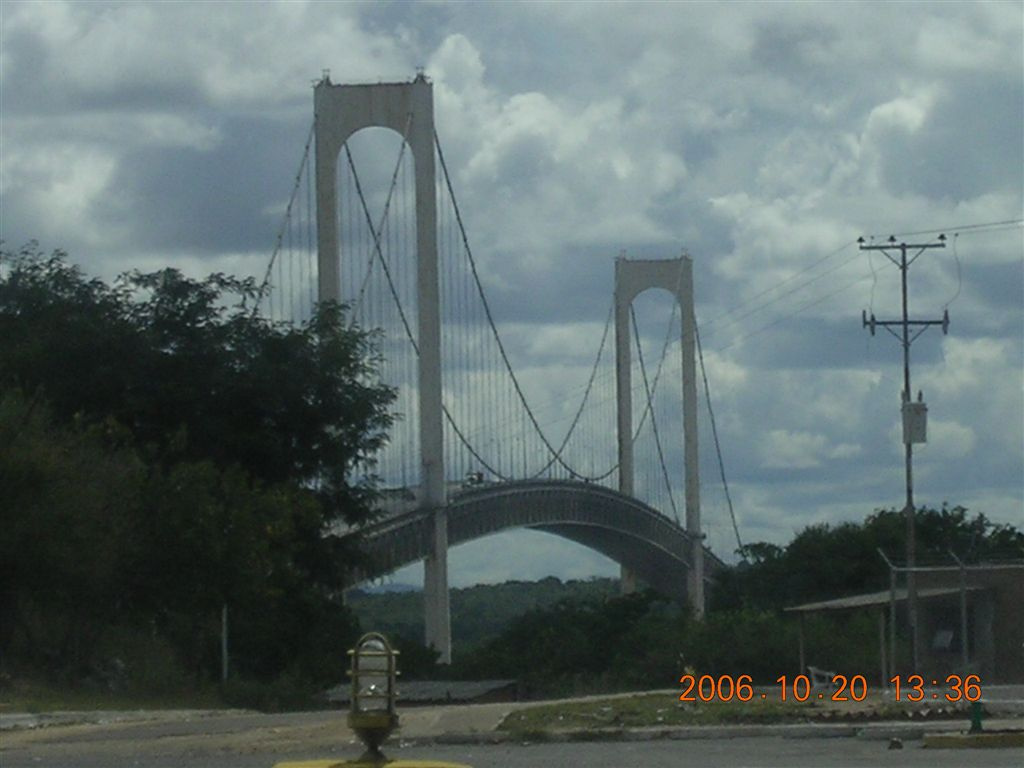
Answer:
3;736;1024;768
4;712;1023;768
443;739;1021;768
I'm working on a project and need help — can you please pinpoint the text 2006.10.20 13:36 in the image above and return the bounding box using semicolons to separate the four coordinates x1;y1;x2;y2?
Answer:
678;673;983;703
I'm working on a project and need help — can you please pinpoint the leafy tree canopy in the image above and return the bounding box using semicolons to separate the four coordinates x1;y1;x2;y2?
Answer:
0;244;396;686
0;243;395;522
717;505;1024;612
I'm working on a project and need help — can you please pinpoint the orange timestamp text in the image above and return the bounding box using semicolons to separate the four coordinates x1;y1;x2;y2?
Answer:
678;673;983;703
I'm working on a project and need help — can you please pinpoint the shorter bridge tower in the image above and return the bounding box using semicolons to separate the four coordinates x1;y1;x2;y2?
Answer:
615;256;703;617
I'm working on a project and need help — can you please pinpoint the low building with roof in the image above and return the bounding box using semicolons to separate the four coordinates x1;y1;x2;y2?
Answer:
786;562;1024;685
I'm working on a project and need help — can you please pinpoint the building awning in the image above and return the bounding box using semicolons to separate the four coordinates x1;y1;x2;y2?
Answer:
785;586;986;614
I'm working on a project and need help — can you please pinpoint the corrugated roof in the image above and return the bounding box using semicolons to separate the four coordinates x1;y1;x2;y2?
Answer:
785;586;986;613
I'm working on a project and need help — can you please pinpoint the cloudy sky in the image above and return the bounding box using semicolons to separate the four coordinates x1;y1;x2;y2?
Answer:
2;1;1022;587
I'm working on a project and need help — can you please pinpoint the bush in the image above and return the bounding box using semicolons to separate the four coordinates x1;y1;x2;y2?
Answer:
91;625;188;695
220;673;325;712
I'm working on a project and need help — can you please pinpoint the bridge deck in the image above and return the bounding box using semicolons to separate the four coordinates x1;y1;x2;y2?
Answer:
339;479;724;603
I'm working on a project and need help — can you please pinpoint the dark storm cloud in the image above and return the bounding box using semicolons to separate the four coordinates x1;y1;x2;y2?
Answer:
964;261;1024;313
749;16;841;81
877;76;1024;202
482;243;612;326
97;115;308;254
0;7;205;117
0;190;46;249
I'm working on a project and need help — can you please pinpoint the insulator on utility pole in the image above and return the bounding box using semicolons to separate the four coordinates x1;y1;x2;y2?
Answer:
862;310;877;336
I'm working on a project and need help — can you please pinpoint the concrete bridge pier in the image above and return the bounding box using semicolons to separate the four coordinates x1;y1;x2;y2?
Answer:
423;509;452;664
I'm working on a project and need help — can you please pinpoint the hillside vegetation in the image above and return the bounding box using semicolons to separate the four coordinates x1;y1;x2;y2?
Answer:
348;576;618;657
352;504;1022;697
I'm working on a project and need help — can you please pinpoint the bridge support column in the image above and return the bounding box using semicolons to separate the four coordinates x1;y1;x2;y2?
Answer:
679;260;704;618
424;508;451;664
620;566;638;595
614;255;703;617
314;74;451;661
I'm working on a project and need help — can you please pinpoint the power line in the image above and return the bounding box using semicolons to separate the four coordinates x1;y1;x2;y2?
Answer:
703;240;858;332
712;266;893;352
701;218;1019;348
874;218;1022;240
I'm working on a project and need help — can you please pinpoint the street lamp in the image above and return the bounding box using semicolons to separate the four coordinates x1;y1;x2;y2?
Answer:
271;631;472;768
348;632;399;761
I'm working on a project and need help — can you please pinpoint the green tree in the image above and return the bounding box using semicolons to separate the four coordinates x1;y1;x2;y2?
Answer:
0;245;396;686
713;506;1024;612
1;246;394;513
454;592;657;692
0;390;145;677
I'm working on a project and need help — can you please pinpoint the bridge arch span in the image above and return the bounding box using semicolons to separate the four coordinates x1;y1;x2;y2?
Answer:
343;480;722;604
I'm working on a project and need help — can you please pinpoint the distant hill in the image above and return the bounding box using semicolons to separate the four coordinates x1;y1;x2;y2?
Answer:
347;576;619;652
357;582;420;594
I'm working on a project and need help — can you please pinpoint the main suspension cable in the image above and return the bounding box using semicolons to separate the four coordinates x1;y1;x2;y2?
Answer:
532;300;615;478
254;119;315;319
694;313;743;555
344;136;511;480
435;131;587;477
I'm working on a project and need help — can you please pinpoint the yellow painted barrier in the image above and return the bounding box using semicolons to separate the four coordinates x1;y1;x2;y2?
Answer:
274;761;471;768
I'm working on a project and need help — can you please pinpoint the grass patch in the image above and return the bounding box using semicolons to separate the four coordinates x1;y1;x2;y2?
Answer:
0;676;338;715
500;693;821;731
0;678;226;714
498;690;944;732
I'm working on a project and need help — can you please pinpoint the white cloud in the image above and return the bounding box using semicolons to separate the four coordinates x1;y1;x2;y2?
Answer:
1;142;118;248
918;419;976;460
759;429;829;470
931;338;1018;396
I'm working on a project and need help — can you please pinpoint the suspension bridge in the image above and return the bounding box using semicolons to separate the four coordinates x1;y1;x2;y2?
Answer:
256;73;739;662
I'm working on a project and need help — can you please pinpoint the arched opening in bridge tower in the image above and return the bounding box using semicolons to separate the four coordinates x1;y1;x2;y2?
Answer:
627;287;738;564
630;287;739;563
336;127;420;491
628;288;685;523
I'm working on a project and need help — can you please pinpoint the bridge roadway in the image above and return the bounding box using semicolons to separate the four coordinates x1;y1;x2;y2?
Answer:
340;479;725;602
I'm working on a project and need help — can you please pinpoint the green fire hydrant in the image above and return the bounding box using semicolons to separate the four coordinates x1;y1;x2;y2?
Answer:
968;700;984;734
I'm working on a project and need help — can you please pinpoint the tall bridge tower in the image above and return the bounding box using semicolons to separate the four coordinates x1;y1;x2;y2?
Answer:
313;75;451;662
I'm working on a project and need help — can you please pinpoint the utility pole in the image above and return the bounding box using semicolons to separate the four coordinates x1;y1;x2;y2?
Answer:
860;234;949;674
